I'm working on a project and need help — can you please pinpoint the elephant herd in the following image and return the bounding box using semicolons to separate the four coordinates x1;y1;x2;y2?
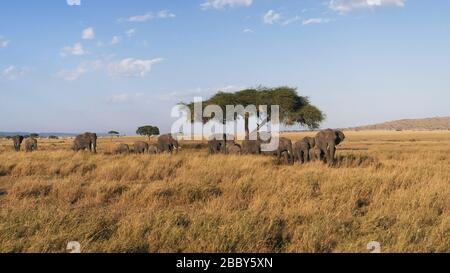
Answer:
7;129;345;165
109;133;180;155
208;129;345;166
71;133;180;155
10;135;38;152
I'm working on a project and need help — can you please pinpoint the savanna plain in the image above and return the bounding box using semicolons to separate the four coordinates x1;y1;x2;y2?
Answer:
0;131;449;253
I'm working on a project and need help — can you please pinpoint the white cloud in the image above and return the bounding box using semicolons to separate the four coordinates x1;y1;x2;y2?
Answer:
82;27;95;40
201;0;253;9
57;57;163;81
243;28;254;33
1;66;30;80
264;10;282;25
56;60;101;81
282;16;302;26
57;66;86;81
66;0;81;6
128;13;153;23
125;28;137;37
302;18;330;26
157;10;176;18
126;10;176;22
0;36;9;48
61;42;86;56
329;0;405;13
110;36;121;45
108;58;163;77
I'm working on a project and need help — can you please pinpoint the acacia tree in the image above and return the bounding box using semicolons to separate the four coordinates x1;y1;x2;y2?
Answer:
185;86;325;140
108;131;120;140
136;126;160;141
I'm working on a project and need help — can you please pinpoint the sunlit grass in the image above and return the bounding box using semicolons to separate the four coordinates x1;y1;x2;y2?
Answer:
0;131;449;253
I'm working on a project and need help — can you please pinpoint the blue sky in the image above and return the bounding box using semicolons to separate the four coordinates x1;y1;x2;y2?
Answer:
1;0;449;134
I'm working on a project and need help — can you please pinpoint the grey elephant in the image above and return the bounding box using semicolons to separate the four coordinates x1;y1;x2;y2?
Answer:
227;144;242;155
148;145;159;154
261;137;294;164
157;134;180;154
208;134;236;154
294;136;315;164
273;137;294;164
134;141;149;154
309;146;323;162
208;138;223;154
314;129;346;165
73;132;97;153
115;144;130;155
12;135;24;152
242;140;262;155
24;138;38;152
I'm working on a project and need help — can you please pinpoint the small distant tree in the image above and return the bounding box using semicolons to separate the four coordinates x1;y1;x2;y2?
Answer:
30;133;39;138
136;126;160;140
108;131;120;140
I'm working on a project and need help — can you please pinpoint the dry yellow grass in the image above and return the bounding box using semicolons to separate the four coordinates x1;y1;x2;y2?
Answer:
0;131;449;253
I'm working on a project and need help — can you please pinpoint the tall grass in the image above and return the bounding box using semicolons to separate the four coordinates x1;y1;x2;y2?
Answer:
0;131;449;253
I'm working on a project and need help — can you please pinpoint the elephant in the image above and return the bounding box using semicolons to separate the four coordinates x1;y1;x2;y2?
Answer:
157;134;180;154
12;135;24;152
314;129;346;165
242;140;262;155
73;133;97;153
134;141;149;154
309;146;323;162
208;134;236;154
24;138;38;152
294;137;315;164
274;137;294;164
260;137;294;164
208;138;223;154
148;145;159;154
227;144;242;155
115;144;130;155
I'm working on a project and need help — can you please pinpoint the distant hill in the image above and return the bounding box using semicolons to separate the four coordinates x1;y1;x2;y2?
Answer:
350;117;450;131
0;132;110;138
0;132;77;137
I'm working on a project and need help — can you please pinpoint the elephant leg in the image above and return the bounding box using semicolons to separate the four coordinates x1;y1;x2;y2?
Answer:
328;143;336;166
318;144;327;163
302;150;308;163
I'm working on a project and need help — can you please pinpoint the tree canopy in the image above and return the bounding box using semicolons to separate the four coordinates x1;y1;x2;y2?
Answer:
136;126;160;139
184;87;325;137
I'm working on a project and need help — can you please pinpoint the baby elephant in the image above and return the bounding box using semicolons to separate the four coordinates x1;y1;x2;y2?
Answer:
24;138;38;152
115;144;130;155
227;144;242;155
294;137;315;164
148;145;159;154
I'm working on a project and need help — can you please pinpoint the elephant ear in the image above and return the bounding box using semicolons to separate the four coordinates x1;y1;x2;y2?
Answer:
335;130;345;145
